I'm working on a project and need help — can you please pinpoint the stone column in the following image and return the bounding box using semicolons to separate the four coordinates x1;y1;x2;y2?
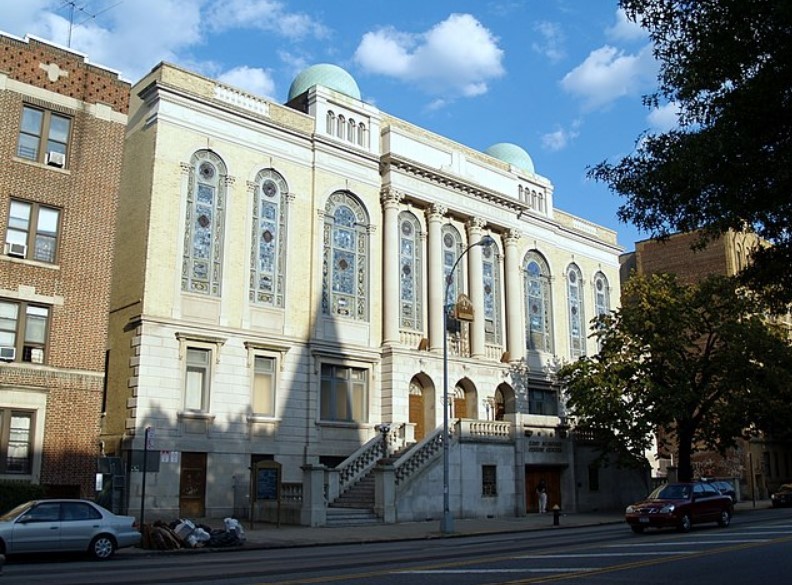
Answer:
466;218;487;358
381;189;403;345
504;229;525;362
426;204;447;351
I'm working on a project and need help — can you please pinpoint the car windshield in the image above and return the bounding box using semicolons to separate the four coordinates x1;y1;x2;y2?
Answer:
0;501;35;521
778;484;792;492
651;484;691;500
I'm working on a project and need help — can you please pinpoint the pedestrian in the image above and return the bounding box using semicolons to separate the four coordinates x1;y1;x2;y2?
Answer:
536;479;548;513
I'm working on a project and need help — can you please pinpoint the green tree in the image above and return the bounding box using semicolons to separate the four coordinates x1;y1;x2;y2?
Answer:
557;273;792;482
590;0;792;308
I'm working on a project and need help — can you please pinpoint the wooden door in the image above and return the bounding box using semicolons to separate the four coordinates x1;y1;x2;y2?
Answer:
525;466;562;513
179;452;207;517
454;395;467;419
409;392;425;441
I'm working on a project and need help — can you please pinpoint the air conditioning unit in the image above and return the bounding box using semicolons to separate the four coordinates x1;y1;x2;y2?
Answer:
0;346;16;361
5;242;26;258
46;151;66;167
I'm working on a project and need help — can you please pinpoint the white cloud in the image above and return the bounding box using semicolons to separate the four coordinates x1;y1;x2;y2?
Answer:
606;8;647;42
541;121;580;152
561;44;658;110
218;66;276;99
354;13;505;99
647;101;680;131
205;0;328;40
532;21;565;63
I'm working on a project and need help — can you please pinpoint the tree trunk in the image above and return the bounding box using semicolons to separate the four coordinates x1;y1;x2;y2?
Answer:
676;425;695;482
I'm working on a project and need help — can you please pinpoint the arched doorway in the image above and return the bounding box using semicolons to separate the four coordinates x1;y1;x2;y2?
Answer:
494;383;516;421
408;374;435;441
452;378;478;419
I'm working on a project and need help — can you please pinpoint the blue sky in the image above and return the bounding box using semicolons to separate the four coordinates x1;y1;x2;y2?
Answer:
1;1;677;250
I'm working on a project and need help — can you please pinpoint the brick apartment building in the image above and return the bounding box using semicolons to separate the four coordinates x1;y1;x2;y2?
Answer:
0;32;129;497
622;231;792;498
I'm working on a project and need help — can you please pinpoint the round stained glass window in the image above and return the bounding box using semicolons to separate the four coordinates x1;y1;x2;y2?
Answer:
197;214;210;228
402;265;412;276
401;221;413;236
262;180;278;197
571;306;578;315
596;279;604;291
262;230;273;243
483;246;492;258
484;284;492;294
199;162;215;180
531;303;539;314
569;271;577;283
338;258;349;270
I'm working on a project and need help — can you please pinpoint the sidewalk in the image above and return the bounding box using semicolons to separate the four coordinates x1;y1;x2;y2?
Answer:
128;499;771;554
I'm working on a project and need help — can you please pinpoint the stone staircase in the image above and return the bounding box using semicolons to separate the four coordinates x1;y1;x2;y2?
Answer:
327;443;416;526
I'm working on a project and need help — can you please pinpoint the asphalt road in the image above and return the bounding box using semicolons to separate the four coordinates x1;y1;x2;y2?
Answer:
4;507;792;585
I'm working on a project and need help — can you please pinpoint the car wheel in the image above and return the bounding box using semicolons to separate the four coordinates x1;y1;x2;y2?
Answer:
631;525;645;534
677;514;692;533
717;509;731;527
90;534;116;560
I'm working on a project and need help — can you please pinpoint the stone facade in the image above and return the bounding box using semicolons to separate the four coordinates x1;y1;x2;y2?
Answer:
101;61;634;522
0;33;129;495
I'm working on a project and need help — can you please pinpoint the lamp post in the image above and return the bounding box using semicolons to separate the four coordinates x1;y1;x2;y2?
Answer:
441;234;495;535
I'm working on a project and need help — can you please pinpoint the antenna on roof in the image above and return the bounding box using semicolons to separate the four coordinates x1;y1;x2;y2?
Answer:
58;1;124;47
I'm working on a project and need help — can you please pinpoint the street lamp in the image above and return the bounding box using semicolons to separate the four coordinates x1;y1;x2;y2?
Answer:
441;234;495;535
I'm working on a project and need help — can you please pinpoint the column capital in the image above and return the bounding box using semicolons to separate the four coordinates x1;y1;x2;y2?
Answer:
465;217;487;233
504;229;522;246
380;188;404;208
426;204;447;222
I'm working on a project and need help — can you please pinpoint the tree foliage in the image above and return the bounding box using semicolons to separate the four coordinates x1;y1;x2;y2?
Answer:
557;273;792;482
590;0;792;308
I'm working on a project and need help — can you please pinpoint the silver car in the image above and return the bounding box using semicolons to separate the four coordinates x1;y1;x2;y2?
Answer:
0;499;140;559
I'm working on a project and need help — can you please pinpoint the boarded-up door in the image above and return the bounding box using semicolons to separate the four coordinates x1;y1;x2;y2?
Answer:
525;466;562;513
179;452;207;517
409;392;425;441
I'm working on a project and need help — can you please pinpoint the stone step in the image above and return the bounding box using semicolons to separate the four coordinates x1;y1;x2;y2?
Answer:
325;507;381;527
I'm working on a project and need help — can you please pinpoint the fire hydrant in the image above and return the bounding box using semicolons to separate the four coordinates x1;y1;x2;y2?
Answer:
552;504;561;526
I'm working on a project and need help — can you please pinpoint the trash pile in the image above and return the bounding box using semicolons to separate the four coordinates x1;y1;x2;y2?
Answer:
142;517;246;550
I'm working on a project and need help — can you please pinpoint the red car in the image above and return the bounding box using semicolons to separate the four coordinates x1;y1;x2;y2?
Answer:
625;482;733;533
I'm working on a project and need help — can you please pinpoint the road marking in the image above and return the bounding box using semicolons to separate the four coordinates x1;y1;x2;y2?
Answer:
517;552;693;558
400;569;596;574
607;539;770;546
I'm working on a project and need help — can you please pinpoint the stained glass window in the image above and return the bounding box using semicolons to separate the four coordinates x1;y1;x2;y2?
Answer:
524;251;553;352
399;211;423;330
442;225;463;308
250;169;288;307
322;191;369;320
594;272;610;317
567;263;586;358
182;150;226;296
482;241;502;344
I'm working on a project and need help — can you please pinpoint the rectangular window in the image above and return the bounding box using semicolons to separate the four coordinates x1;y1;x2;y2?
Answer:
6;199;61;263
0;409;34;474
17;105;71;167
320;364;368;423
185;348;211;412
0;300;49;363
482;464;497;496
528;387;559;416
252;355;276;416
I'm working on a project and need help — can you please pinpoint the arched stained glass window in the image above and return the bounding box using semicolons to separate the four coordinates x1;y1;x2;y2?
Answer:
442;224;463;309
482;240;502;344
250;169;288;307
524;251;553;352
322;191;369;320
399;211;423;330
594;272;610;317
182;150;227;296
567;263;586;358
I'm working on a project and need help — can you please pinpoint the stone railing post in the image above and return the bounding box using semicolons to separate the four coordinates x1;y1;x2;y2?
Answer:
374;464;396;524
300;464;327;527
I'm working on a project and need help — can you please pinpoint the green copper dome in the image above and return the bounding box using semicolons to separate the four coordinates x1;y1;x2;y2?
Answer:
484;143;535;174
288;64;361;101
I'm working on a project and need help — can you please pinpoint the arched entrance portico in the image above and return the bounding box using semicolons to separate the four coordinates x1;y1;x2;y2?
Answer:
494;383;516;420
452;378;478;419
